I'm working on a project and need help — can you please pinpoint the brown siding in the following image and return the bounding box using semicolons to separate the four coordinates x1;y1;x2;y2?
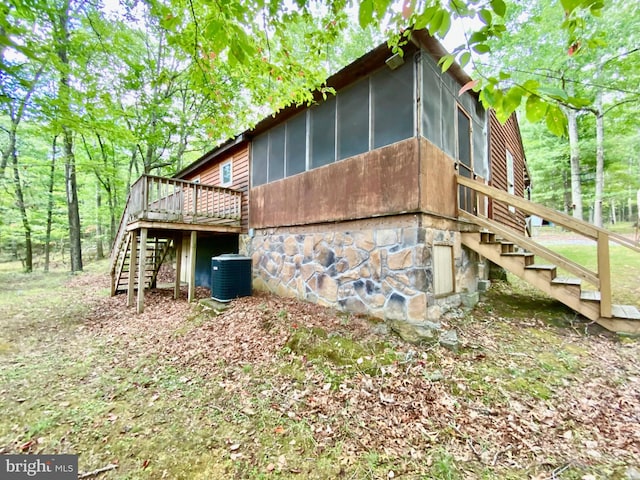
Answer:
183;143;250;230
419;137;458;218
250;138;420;229
488;111;527;233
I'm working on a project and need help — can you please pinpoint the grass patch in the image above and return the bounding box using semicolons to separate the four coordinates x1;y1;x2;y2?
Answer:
283;326;398;377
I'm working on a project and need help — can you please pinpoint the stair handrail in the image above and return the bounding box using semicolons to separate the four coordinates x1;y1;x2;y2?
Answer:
457;175;640;252
109;189;134;275
457;175;640;319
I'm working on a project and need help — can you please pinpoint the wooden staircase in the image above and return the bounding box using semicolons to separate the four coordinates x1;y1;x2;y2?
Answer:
457;176;640;335
112;235;173;295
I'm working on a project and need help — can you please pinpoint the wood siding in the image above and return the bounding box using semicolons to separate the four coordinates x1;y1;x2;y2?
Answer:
250;138;420;229
183;143;250;230
419;137;458;218
488;111;527;233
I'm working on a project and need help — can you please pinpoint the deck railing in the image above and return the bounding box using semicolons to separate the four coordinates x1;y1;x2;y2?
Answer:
128;174;242;225
457;175;640;319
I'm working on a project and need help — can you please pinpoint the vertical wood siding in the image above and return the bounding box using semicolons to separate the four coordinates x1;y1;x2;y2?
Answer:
183;144;250;230
488;111;527;233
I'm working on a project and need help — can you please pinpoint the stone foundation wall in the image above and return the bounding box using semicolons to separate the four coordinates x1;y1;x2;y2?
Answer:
239;222;478;323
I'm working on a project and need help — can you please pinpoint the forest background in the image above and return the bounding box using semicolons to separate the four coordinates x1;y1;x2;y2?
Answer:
1;0;638;273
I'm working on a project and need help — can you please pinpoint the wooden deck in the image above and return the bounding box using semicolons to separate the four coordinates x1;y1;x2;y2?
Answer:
128;174;242;227
110;175;244;313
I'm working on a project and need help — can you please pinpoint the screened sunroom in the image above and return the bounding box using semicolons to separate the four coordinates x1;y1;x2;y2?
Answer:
249;43;488;194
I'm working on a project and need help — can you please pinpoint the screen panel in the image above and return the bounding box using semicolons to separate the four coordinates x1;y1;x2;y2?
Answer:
310;97;336;168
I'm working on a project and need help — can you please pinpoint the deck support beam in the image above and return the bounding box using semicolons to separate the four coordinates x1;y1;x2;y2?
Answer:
127;231;138;308
174;233;182;300
137;227;148;314
188;230;197;302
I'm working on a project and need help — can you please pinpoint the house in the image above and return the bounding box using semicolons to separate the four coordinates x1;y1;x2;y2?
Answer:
110;29;640;334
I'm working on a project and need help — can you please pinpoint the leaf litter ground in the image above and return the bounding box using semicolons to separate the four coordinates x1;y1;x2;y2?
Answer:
0;265;638;479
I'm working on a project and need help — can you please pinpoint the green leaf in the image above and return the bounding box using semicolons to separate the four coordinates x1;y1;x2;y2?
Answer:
478;9;492;25
479;85;502;109
459;51;471;69
522;79;540;91
503;87;522;114
358;0;374;28
414;6;437;30
438;54;455;72
438;10;451;37
472;44;491;54
448;0;468;15
567;96;592;108
560;0;582;15
468;31;488;45
537;86;568;101
590;1;605;16
428;10;444;36
525;95;548;123
545;105;568;137
490;0;506;17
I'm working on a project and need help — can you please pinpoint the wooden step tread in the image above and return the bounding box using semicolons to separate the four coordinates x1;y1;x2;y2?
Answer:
580;290;600;301
501;252;534;257
611;305;640;320
526;264;556;271
552;276;581;286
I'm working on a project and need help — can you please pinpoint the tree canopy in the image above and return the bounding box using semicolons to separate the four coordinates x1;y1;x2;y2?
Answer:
0;0;638;270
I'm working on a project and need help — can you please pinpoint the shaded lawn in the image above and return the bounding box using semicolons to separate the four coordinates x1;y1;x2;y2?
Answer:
0;261;639;479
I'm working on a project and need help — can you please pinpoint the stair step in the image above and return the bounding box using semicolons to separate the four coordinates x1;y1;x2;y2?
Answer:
551;276;581;286
526;264;556;271
500;242;515;253
611;305;640;320
480;231;496;243
501;252;535;266
580;290;601;301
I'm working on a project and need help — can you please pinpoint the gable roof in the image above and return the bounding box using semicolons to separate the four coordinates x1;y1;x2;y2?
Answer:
174;29;474;180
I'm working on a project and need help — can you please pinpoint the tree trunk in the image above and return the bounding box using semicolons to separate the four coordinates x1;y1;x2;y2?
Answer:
1;124;16;177
64;128;83;272
562;168;571;215
11;147;32;273
57;0;82;272
593;91;605;227
566;107;583;220
96;181;104;260
45;136;58;273
611;198;617;224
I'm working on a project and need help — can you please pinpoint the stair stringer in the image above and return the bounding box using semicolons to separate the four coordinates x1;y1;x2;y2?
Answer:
461;232;600;321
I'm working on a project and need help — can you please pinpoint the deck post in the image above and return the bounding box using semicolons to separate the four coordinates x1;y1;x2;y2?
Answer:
188;230;197;302
137;227;148;314
127;231;138;308
597;231;612;318
141;175;149;219
174;233;182;300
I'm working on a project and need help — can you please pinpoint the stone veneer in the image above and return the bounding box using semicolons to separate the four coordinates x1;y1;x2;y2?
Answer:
239;223;479;323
